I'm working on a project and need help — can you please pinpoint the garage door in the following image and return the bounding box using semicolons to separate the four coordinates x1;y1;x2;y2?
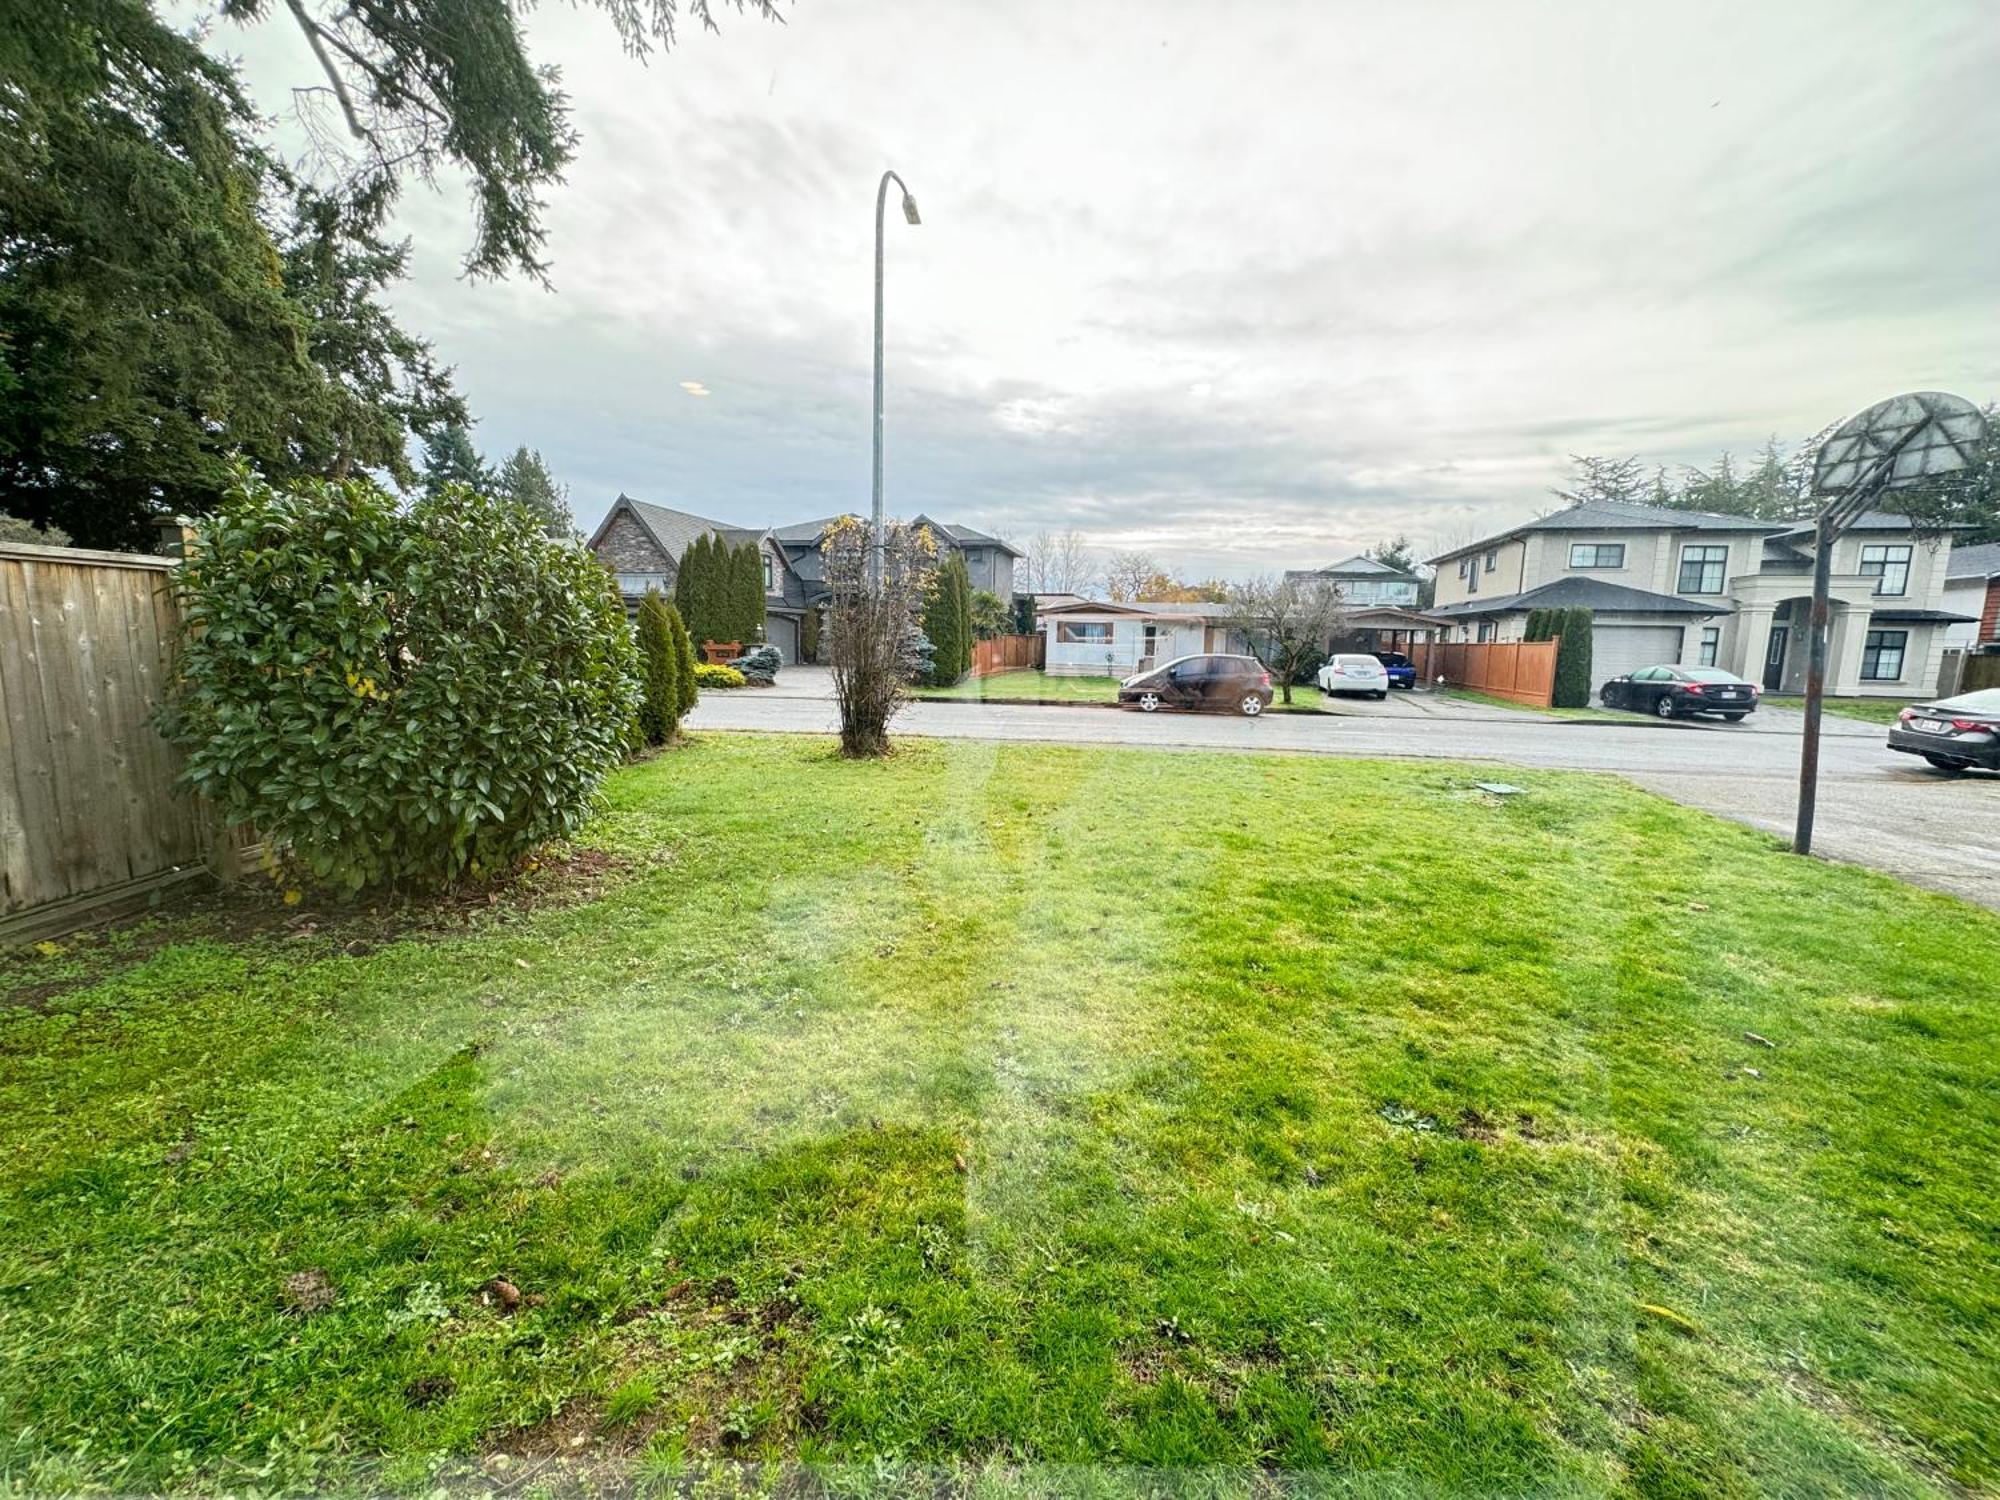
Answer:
1590;624;1684;691
764;615;800;665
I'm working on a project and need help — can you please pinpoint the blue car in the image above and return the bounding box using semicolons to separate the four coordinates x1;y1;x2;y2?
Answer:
1373;651;1417;689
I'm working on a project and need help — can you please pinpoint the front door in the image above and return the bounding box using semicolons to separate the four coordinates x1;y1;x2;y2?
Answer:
1142;624;1162;668
1763;626;1789;691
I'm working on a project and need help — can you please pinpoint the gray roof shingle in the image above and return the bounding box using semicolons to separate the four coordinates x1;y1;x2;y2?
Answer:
1428;577;1731;618
1946;541;2000;580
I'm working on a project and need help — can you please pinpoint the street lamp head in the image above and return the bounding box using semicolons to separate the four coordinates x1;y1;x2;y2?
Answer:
901;193;921;226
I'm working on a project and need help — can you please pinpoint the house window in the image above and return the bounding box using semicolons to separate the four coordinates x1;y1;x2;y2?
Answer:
1698;626;1719;667
1861;629;1907;681
1678;545;1728;595
762;552;775;591
615;571;670;595
1859;544;1911;596
1056;620;1112;644
1476;620;1495;642
1484;550;1497;572
1569;543;1626;569
1466;562;1479;593
1457;559;1468;578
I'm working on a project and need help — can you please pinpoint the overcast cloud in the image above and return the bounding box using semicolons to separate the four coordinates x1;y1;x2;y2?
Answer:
211;0;2000;577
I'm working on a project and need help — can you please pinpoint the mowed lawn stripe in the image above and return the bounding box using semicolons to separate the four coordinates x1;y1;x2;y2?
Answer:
0;735;1993;1495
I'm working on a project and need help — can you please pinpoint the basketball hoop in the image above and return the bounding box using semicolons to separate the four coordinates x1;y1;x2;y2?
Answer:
1794;390;1987;856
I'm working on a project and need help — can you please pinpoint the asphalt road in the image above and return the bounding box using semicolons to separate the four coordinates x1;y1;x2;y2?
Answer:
689;672;2000;911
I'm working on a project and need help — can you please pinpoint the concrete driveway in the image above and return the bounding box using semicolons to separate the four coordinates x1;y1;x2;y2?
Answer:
692;676;2000;910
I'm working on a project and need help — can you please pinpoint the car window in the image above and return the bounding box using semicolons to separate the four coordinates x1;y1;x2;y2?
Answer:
1631;667;1661;681
1683;667;1743;684
1335;655;1379;668
1939;688;2000;713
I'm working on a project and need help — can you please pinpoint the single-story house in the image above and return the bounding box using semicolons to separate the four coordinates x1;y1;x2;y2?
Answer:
1037;599;1247;677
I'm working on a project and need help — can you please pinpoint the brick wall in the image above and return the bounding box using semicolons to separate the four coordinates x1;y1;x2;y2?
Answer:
1982;578;1999;644
594;512;673;576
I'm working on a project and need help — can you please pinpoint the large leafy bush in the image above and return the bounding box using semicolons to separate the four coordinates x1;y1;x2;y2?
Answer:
161;474;639;890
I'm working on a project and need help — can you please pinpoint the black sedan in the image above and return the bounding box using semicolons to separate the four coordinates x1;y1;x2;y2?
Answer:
1888;687;2000;772
1600;665;1760;721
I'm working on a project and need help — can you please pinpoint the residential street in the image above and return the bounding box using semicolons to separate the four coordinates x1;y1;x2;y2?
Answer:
690;671;2000;910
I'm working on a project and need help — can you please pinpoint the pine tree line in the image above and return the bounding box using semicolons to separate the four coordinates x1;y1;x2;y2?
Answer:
1525;606;1594;708
673;534;768;650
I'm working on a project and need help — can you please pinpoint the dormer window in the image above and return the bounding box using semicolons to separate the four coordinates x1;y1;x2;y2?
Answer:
1569;543;1625;569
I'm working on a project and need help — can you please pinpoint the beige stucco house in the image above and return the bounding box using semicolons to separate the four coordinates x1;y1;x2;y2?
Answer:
1427;498;1974;697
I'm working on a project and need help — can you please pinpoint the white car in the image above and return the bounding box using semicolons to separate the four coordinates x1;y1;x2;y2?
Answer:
1316;653;1390;699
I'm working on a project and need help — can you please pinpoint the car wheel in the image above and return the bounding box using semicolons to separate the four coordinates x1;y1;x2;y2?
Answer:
1923;754;1968;773
1137;692;1161;713
1653;695;1678;720
1722;712;1747;722
1373;691;1387;700
1240;694;1264;717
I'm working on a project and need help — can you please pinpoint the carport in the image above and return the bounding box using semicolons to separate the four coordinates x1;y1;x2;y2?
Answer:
1329;606;1449;655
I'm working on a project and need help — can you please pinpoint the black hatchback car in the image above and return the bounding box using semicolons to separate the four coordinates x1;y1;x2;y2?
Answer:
1600;665;1760;720
1887;687;2000;772
1119;654;1274;716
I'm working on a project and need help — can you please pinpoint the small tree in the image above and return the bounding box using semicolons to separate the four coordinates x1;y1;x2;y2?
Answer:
923;553;974;684
824;516;934;757
1223;575;1346;705
1552;607;1594;707
1523;608;1551;642
800;605;821;663
735;541;768;645
970;588;1009;640
668;601;699;721
0;513;71;546
161;472;638;891
635;588;682;746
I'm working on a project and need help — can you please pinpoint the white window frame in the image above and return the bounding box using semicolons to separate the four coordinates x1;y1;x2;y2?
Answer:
1056;620;1112;645
1678;545;1728;596
762;552;775;592
1569;542;1626;570
1859;544;1911;597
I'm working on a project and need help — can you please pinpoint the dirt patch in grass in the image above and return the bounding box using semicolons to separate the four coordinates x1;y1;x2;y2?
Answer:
1;844;644;1009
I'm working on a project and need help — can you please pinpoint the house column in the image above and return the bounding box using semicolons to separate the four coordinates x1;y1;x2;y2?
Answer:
1731;605;1773;682
1827;605;1871;696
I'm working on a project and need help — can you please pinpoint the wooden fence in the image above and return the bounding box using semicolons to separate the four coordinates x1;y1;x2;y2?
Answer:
971;633;1045;678
1940;650;2000;697
1410;638;1560;707
0;543;240;940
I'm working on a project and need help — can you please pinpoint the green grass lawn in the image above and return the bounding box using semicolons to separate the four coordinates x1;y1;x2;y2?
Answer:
921;672;1331;713
1440;688;1603;720
1763;695;1911;725
4;735;1998;1495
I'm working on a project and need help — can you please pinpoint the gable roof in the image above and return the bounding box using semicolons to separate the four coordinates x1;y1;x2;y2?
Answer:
587;496;802;588
1428;576;1731;619
1427;498;1784;566
1947;541;2000;580
1286;554;1416;580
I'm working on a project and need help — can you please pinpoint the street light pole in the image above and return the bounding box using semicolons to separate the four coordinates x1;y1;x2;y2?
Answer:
872;170;920;590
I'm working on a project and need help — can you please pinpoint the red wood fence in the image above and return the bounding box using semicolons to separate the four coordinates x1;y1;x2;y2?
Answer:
971;633;1045;678
1410;638;1559;708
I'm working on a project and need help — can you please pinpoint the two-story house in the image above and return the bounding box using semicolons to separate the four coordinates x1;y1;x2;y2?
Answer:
1943;543;2000;656
1426;497;1973;697
1282;554;1422;607
768;513;1020;609
586;494;813;661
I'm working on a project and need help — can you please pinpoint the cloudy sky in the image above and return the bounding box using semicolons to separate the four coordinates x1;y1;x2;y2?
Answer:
211;0;1999;578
